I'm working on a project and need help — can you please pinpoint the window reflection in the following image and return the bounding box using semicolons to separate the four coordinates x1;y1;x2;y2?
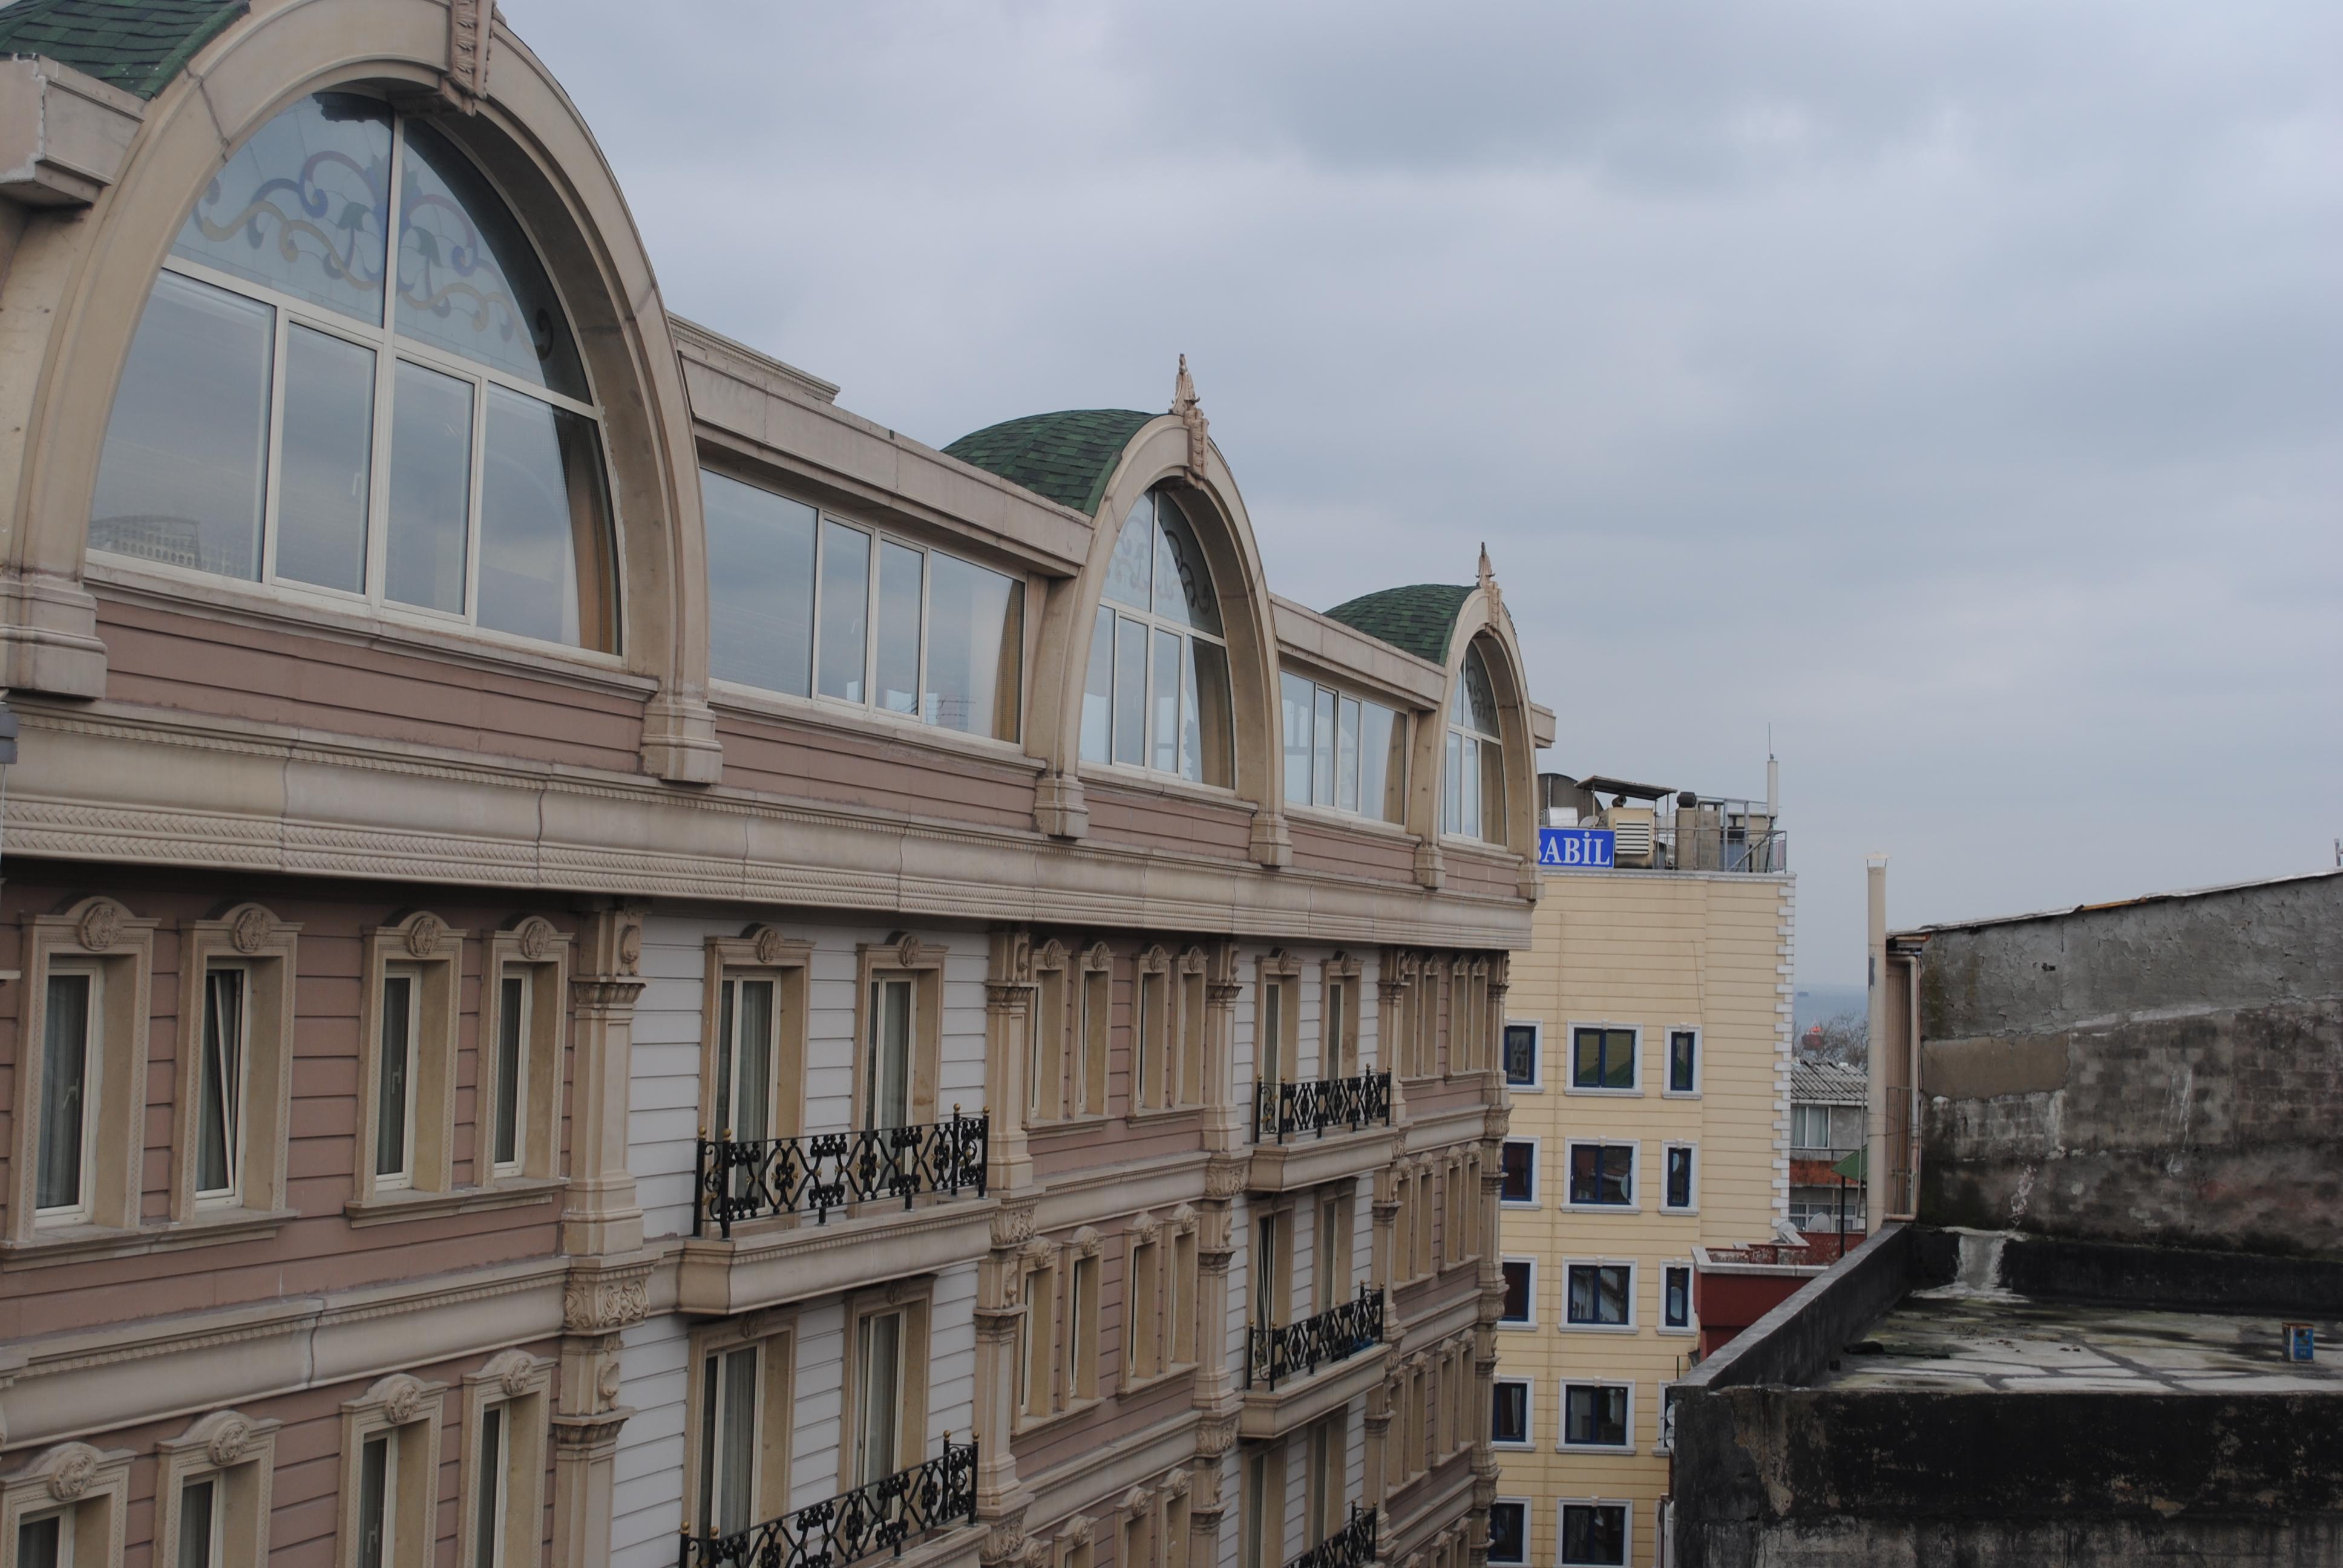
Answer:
1279;672;1406;823
384;361;473;614
1081;487;1233;786
1446;641;1506;842
276;324;375;593
704;471;816;696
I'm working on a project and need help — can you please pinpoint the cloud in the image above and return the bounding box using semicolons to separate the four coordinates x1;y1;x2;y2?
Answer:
507;0;2343;975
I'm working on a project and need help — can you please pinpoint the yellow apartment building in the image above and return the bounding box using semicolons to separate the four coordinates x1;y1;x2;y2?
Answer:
1489;774;1795;1568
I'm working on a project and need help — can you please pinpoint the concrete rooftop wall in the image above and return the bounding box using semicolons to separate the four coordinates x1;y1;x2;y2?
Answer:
1912;872;2343;1258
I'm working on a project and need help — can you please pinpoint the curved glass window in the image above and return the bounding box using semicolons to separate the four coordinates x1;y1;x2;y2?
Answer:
90;91;617;651
1080;488;1232;786
1443;642;1507;841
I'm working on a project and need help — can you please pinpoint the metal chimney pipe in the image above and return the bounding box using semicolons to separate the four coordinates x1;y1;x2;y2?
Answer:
1865;855;1889;1236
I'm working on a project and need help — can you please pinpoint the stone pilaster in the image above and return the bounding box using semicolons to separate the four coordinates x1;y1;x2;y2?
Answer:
1188;1415;1238;1568
550;1255;650;1568
975;1199;1037;1529
562;901;647;1256
1193;1155;1245;1411
1200;942;1245;1152
986;929;1037;1193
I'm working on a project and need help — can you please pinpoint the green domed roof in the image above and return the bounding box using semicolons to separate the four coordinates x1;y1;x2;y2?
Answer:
1322;584;1473;664
0;0;246;100
942;408;1156;517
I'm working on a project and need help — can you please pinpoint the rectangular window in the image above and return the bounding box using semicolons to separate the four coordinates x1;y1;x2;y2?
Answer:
1324;978;1348;1079
1077;966;1109;1118
1018;1256;1057;1419
1498;1259;1533;1325
356;1433;395;1568
1668;1028;1699;1093
1559;1503;1628;1567
1567;1143;1635;1208
1565;1264;1633;1328
1335;696;1361;813
1129;1230;1162;1382
1068;1253;1099;1401
1501;1021;1538;1088
1029;966;1065;1123
1563;1383;1630;1448
1112;615;1147;766
1498;1140;1535;1204
1080;608;1115;763
716;975;777;1144
1241;1451;1282;1568
36;969;97;1220
374;969;418;1186
472;1404;507;1568
1486;1502;1526;1567
1253;1213;1280;1327
1280;673;1404;822
1171;1226;1198;1365
698;1345;759;1537
1259;978;1285;1085
1310;686;1336;808
872;538;924;714
924;550;1023;739
865;977;914;1130
855;1310;904;1486
703;469;816;696
1280;673;1314;806
192;965;249;1201
815;519;871;702
1490;1380;1530;1446
490;972;526;1175
1306;1414;1343;1546
1664;1145;1696;1212
1663;1264;1693;1330
1570;1025;1637;1091
179;1475;221;1568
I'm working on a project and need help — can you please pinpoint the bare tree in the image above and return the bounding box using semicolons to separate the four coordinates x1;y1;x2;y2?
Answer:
1799;1012;1868;1068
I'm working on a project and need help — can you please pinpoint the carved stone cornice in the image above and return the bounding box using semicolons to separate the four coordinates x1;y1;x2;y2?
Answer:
561;1259;653;1333
570;976;645;1011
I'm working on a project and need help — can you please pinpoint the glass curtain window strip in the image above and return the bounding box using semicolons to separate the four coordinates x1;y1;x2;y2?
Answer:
492;972;527;1174
375;969;418;1184
358;1432;395;1568
196;965;248;1201
474;1404;507;1568
856;1310;905;1487
1279;672;1405;822
37;970;96;1219
700;1345;759;1538
90;91;620;651
1080;488;1232;785
867;978;914;1130
723;494;1027;740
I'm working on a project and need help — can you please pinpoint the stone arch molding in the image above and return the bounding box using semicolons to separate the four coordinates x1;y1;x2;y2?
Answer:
0;0;718;780
1029;403;1291;866
1423;563;1541;872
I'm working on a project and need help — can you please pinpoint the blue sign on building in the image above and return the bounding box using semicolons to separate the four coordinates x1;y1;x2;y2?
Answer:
1538;827;1616;869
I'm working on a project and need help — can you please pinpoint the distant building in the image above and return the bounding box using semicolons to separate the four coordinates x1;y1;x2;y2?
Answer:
1668;869;2343;1566
1785;1060;1866;1245
1492;771;1793;1568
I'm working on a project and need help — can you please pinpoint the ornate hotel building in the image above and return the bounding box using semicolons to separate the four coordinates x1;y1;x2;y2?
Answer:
0;7;1549;1568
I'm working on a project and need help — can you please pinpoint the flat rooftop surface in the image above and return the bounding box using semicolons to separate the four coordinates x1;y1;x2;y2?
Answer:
1818;1291;2343;1394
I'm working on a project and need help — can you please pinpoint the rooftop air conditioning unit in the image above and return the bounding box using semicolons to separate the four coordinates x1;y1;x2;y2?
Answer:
1607;805;1656;865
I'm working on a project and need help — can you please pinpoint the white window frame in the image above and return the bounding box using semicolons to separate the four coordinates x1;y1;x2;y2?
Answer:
1559;1380;1636;1454
373;964;424;1193
1562;1137;1640;1214
1484;1499;1529;1568
1085;489;1235;792
1660;1142;1699;1215
487;969;528;1180
1279;670;1409;825
189;961;251;1207
1555;1498;1633;1568
1497;1137;1538;1208
1499;1018;1541;1091
1488;1377;1533;1450
1662;1024;1703;1097
1659;1261;1696;1335
1496;1255;1537;1329
1441;645;1504;844
1561;1021;1642;1096
1560;1258;1638;1334
31;962;102;1228
94;97;623;659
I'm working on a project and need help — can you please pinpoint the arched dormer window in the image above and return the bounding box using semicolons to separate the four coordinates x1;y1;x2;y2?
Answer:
87;91;618;651
1444;642;1505;841
1078;487;1233;786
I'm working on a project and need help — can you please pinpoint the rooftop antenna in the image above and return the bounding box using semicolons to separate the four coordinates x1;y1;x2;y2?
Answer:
1766;723;1779;820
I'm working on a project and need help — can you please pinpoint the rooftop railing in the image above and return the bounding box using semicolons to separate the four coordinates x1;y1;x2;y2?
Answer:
1252;1071;1392;1145
1286;1507;1377;1568
679;1439;977;1568
693;1112;988;1239
1247;1283;1384;1390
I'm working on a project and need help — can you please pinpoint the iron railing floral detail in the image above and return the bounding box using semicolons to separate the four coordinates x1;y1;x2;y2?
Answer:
693;1112;988;1239
1247;1284;1384;1390
1286;1506;1377;1568
679;1439;978;1568
1252;1071;1392;1144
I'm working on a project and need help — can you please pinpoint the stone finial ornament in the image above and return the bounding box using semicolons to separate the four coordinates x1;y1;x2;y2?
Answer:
442;0;496;111
1173;355;1210;474
1478;542;1502;618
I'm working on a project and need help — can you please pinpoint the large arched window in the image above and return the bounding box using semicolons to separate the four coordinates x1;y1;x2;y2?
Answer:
1444;642;1506;841
88;91;617;651
1078;487;1233;786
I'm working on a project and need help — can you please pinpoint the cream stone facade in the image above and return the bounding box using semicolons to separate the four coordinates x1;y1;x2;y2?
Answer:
1490;790;1792;1568
0;6;1552;1568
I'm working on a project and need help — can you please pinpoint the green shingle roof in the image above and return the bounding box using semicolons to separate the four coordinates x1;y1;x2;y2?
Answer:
1322;583;1473;664
0;0;245;99
942;408;1156;517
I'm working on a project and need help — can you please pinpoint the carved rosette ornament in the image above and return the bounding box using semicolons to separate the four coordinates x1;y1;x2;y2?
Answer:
563;1270;651;1333
76;901;121;953
229;906;274;955
44;1444;100;1501
380;1376;427;1425
516;916;555;962
203;1416;253;1468
404;913;445;959
753;924;787;966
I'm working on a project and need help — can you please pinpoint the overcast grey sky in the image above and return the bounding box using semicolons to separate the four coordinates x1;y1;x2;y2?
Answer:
506;1;2341;984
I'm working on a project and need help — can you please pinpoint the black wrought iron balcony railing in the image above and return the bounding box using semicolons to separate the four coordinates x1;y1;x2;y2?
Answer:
693;1111;988;1239
1288;1506;1377;1568
1247;1283;1384;1390
679;1439;978;1568
1252;1071;1392;1145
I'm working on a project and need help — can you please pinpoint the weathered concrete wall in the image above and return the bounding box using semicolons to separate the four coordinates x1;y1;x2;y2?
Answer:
1912;873;2343;1258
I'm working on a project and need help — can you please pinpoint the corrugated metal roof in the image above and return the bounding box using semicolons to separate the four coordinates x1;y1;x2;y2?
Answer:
1791;1060;1867;1105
